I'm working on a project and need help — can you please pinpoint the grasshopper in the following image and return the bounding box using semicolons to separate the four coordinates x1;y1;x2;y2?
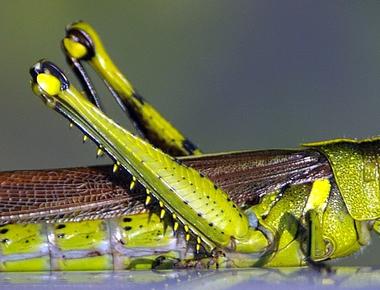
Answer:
0;21;378;271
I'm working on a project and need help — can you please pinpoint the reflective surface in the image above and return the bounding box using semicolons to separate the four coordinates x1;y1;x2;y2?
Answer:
1;267;380;290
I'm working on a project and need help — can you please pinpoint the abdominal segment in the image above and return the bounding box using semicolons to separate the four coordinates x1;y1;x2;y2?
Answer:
0;213;193;271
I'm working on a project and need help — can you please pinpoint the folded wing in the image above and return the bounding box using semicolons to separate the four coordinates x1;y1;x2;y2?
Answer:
0;149;331;223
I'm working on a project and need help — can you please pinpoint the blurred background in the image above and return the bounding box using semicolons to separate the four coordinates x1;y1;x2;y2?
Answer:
0;0;380;269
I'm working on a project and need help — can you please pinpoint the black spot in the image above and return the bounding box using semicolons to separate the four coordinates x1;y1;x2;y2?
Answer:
133;92;145;105
57;234;65;239
221;210;224;213
239;214;243;218
124;226;132;231
25;240;29;243
214;185;218;190
206;196;210;199
221;231;224;235
0;229;8;234
232;205;236;208
208;223;214;227
123;217;132;222
197;213;203;217
183;201;189;205
213;201;216;204
227;198;231;202
56;224;66;230
182;139;198;154
182;177;186;180
86;235;89;239
199;173;205;178
1;239;9;244
139;225;143;228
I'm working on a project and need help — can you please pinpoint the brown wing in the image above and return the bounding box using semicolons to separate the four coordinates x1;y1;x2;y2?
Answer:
0;166;146;224
0;149;332;223
183;149;332;207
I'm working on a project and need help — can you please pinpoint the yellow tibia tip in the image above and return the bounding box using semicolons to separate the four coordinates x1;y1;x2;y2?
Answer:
172;213;177;220
186;234;190;241
196;244;201;252
63;38;88;59
184;225;189;232
146;189;150;195
159;201;164;208
197;237;201;244
160;209;166;219
145;195;151;206
83;135;88;142
112;163;119;173
173;222;179;231
69;123;74;128
36;73;61;96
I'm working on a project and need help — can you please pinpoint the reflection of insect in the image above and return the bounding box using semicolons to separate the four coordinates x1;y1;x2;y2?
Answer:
0;21;379;271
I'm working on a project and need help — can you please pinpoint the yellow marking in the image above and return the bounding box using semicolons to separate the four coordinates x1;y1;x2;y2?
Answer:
197;236;201;244
173;222;179;232
186;234;190;241
112;163;119;173
172;213;177;220
0;224;46;255
56;255;112;271
69;122;74;128
160;209;166;219
96;147;104;157
1;257;50;272
63;37;88;59
146;189;150;194
129;180;136;191
53;220;106;251
184;225;189;232
159;201;164;208
304;179;331;213
117;213;174;248
145;195;151;206
196;244;201;252
36;73;61;96
83;135;88;142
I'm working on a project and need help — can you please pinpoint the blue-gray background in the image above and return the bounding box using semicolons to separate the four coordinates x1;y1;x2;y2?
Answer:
0;1;380;288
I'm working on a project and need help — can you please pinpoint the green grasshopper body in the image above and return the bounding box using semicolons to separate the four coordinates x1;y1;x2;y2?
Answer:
0;22;379;271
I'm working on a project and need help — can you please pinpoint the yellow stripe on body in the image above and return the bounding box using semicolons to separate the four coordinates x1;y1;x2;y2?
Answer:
304;179;331;213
